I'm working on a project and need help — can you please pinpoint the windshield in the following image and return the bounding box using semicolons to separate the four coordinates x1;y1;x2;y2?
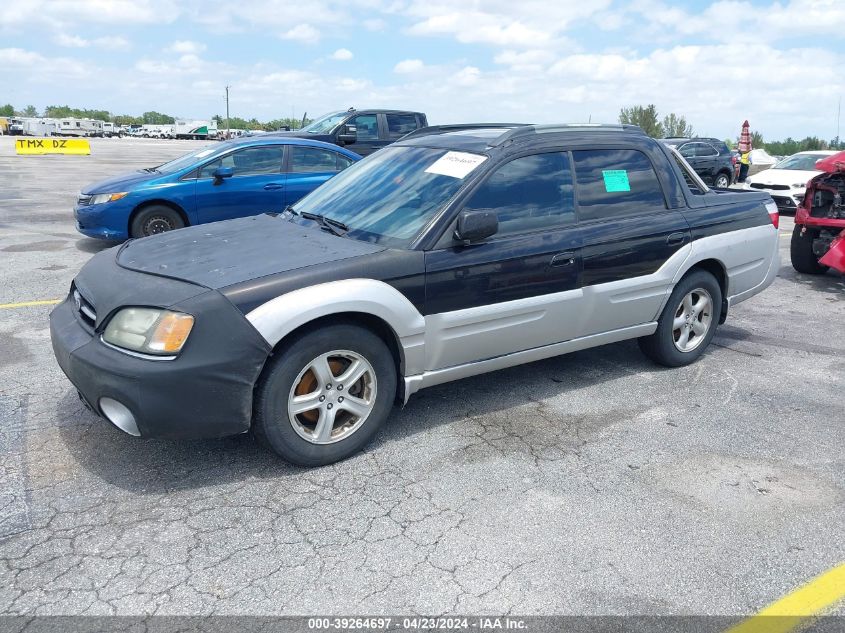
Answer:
290;146;485;247
300;111;348;134
152;144;222;174
773;153;829;171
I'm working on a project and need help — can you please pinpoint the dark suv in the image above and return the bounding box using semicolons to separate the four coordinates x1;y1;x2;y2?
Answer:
662;137;736;188
273;108;428;156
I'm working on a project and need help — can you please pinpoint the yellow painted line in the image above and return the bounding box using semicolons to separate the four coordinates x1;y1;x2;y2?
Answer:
727;563;845;633
0;299;61;309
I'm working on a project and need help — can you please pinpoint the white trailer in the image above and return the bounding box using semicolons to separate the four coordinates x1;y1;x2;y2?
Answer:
173;119;218;140
58;118;100;137
22;118;58;136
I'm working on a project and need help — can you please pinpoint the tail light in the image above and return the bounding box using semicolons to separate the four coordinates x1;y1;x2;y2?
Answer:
731;155;737;165
765;201;779;229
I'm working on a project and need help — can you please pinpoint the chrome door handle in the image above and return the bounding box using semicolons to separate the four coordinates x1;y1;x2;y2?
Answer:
263;183;285;190
667;232;687;246
551;252;576;267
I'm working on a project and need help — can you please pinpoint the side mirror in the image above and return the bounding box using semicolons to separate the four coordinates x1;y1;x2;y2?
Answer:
337;124;357;144
454;210;498;244
213;166;234;182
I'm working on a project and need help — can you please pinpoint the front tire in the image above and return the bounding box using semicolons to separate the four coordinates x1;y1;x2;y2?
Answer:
129;205;185;238
638;270;722;367
253;324;397;466
790;225;828;274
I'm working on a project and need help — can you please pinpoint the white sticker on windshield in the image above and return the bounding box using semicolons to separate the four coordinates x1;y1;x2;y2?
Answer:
425;151;487;179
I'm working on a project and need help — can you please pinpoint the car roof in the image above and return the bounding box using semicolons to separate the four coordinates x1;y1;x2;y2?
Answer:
221;135;361;158
794;150;836;155
662;137;723;145
397;123;647;153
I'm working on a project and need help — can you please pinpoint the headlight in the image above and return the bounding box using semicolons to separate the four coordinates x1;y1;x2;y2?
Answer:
103;308;194;356
90;192;128;205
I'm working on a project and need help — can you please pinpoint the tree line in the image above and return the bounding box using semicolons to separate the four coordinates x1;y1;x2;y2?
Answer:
3;101;840;150
619;103;844;152
0;104;309;131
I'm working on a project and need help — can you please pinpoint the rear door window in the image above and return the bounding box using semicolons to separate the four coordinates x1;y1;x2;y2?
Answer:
290;146;342;172
386;113;420;140
572;149;666;221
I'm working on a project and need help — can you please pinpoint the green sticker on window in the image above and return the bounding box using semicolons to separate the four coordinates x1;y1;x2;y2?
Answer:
602;169;630;192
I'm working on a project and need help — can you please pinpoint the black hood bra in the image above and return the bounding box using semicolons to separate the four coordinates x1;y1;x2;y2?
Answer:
116;213;386;290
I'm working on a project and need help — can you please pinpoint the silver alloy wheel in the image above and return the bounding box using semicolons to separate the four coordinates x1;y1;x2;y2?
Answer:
287;350;377;445
715;174;730;188
672;288;713;352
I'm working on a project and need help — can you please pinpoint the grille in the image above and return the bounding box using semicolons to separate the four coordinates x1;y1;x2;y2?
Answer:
749;183;789;191
72;287;97;329
76;194;93;206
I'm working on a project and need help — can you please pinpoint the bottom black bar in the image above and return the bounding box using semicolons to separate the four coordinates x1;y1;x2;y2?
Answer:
0;616;843;633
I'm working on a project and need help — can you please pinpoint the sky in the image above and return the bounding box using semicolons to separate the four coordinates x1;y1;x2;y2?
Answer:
1;0;844;141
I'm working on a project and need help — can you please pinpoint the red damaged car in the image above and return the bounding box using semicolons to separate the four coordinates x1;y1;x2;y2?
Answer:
791;151;845;274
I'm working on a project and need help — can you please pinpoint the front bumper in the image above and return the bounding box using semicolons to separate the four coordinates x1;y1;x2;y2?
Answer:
744;184;803;213
770;194;801;213
49;283;271;440
74;201;131;241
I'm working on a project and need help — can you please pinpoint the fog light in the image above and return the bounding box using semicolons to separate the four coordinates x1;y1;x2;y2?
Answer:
99;397;140;436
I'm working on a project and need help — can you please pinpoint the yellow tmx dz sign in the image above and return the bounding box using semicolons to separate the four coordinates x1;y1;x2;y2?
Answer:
16;138;90;155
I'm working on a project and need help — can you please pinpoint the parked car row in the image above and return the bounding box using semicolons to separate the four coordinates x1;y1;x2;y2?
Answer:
661;137;737;188
55;122;782;465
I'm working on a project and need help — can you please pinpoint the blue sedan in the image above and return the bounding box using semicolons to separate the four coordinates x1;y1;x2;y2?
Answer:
74;137;361;240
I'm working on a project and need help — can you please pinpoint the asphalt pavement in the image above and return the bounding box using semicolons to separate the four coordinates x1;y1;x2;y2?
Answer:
0;138;842;617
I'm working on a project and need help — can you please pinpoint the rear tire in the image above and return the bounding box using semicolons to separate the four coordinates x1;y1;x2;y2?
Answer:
714;172;731;188
129;205;185;238
790;225;828;274
638;269;722;367
253;324;397;466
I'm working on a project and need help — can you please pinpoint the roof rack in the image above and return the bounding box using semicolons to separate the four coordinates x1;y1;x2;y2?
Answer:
400;123;526;141
488;123;645;147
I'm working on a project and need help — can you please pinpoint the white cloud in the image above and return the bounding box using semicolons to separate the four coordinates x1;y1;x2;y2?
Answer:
402;0;612;48
280;23;320;44
494;49;556;69
1;0;176;28
629;0;845;41
394;59;424;74
56;34;133;50
331;48;353;61
55;33;89;48
93;36;131;51
0;47;92;78
0;48;46;67
166;40;206;54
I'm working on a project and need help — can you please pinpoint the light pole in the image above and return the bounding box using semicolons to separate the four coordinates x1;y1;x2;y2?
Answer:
225;85;230;139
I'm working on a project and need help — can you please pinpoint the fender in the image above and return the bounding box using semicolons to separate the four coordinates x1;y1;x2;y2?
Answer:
819;229;845;273
245;278;427;374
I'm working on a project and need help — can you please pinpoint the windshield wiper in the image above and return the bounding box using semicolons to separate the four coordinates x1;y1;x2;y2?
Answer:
301;211;349;236
141;167;159;173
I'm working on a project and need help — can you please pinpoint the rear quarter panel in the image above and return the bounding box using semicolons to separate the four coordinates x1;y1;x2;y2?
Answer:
681;191;778;299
